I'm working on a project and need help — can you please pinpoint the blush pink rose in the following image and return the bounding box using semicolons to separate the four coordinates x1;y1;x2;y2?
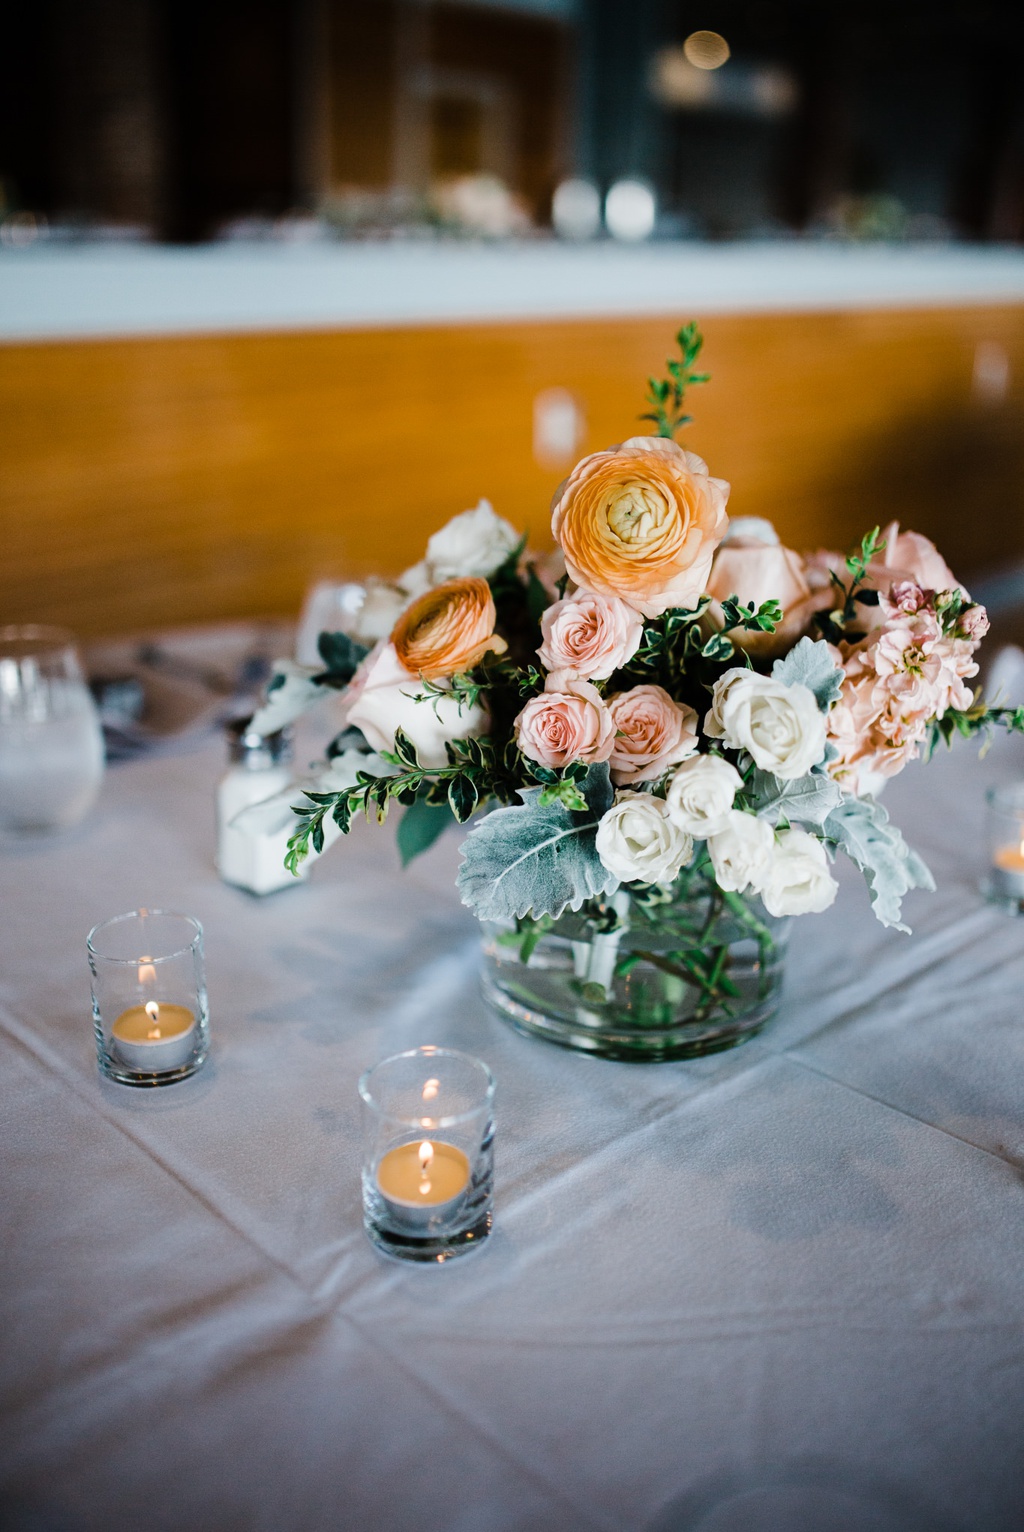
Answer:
705;538;828;658
869;522;959;599
515;673;616;770
538;590;644;681
606;685;699;785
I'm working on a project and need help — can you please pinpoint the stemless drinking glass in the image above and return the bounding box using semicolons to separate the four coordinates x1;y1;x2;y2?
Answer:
359;1047;495;1263
88;910;209;1085
0;625;105;834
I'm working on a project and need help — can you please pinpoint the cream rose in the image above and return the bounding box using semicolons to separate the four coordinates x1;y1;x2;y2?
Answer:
347;643;487;769
607;685;698;785
704;669;826;780
665;754;742;837
551;436;729;617
400;499;520;593
391;577;506;680
707;810;775;893
515;673;616;770
538;590;644;681
595;793;693;886
759;827;838;917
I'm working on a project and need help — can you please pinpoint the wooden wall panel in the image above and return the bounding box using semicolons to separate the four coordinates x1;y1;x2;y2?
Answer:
2;306;1023;637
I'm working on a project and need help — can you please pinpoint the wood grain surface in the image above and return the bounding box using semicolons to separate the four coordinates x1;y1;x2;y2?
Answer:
3;306;1023;636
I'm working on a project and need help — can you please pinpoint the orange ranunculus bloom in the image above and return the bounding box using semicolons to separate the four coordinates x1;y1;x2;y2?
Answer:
391;577;507;679
551;436;730;618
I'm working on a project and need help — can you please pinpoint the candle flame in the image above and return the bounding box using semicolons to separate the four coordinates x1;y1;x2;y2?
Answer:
422;1077;440;1101
144;999;161;1039
418;1140;434;1171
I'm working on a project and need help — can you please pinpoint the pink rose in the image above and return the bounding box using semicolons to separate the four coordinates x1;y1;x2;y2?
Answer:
870;522;959;598
705;537;827;658
538;590;644;681
607;685;699;785
515;673;616;770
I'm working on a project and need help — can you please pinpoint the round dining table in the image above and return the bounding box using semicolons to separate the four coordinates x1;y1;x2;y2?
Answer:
1;652;1023;1532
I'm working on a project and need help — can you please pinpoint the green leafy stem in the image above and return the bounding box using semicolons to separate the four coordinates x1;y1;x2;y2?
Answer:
640;321;710;439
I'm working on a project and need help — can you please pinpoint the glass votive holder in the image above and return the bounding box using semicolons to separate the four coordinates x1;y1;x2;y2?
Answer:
87;910;209;1085
984;784;1024;914
0;624;105;835
359;1046;495;1264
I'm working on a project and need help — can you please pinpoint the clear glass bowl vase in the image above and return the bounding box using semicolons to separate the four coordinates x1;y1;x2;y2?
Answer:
480;872;790;1062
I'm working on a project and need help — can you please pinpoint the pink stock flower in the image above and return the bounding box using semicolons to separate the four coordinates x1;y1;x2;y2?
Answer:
515;673;616;770
538;590;644;681
606;685;699;785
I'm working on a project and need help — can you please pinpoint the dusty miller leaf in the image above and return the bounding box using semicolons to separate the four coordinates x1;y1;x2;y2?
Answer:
250;661;326;736
749;768;843;827
772;637;844;711
823;795;935;933
456;765;618;921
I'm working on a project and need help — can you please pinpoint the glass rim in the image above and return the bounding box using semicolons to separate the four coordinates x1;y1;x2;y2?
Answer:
0;623;80;656
358;1046;495;1128
87;908;204;964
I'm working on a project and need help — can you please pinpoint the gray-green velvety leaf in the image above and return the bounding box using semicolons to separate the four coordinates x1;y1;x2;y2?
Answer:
749;767;843;827
823;795;935;932
457;790;619;921
772;637;844;711
250;661;327;736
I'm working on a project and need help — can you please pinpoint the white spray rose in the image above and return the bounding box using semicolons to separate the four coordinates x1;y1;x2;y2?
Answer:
400;499;520;593
759;827;838;917
704;669;826;780
595;794;694;886
665;754;742;838
346;643;486;770
707;810;775;894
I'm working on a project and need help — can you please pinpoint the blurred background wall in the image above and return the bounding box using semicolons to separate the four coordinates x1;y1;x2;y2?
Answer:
1;0;1023;639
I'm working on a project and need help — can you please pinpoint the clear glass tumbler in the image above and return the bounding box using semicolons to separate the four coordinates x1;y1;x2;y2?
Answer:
984;783;1024;914
359;1046;495;1263
88;910;209;1085
0;625;105;835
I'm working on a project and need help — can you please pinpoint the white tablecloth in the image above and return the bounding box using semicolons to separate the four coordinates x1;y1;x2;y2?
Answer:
2;714;1023;1532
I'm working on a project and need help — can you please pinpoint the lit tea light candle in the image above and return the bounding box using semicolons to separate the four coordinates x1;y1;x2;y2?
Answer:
992;834;1024;900
376;1138;471;1229
111;998;197;1073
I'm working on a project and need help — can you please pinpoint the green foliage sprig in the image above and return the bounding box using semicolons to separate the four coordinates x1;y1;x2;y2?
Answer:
640;321;710;439
284;730;523;874
925;697;1024;759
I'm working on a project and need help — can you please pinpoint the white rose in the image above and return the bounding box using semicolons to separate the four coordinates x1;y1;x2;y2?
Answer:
350;579;410;643
400;499;520;591
707;810;774;893
595;794;694;887
759;827;838;917
346;643;486;770
665;754;742;838
704;669;826;780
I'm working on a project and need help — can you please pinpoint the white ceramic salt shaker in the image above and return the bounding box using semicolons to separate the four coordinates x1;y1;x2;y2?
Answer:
216;717;308;895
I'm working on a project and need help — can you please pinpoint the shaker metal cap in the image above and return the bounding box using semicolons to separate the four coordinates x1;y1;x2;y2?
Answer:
226;715;293;768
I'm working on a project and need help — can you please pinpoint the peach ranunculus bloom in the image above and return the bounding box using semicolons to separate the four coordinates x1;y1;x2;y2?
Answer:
538;590;644;681
705;536;830;659
551;436;729;618
515;672;616;770
607;685;699;785
391;577;507;680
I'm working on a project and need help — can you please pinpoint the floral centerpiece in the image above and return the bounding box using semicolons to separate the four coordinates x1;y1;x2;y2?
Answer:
253;325;1023;1060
